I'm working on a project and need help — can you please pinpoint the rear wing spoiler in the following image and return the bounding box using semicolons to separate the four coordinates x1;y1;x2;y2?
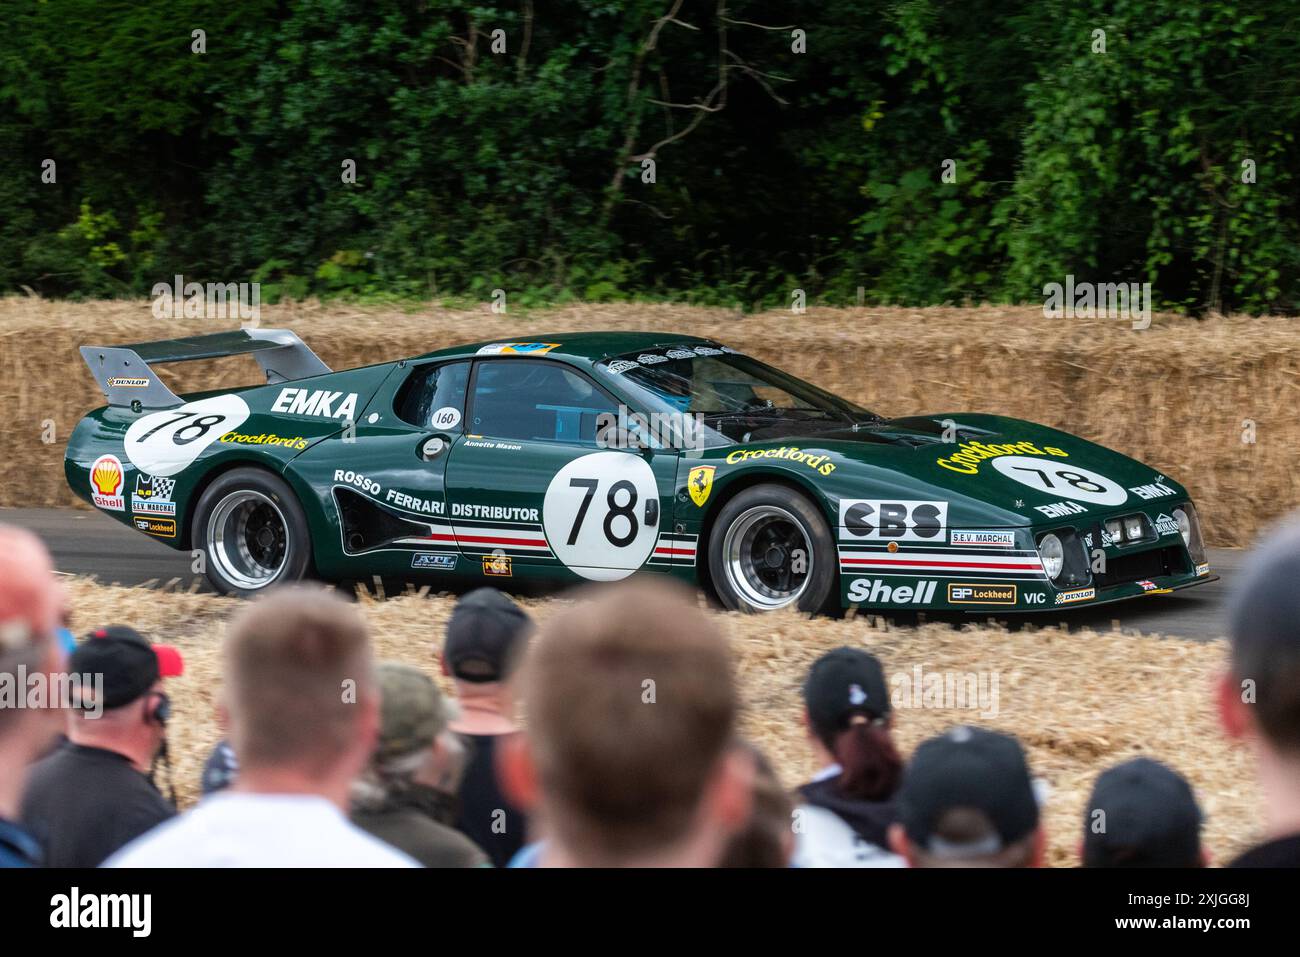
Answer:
79;329;331;408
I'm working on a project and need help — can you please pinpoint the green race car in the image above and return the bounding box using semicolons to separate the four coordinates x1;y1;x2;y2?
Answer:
67;329;1214;612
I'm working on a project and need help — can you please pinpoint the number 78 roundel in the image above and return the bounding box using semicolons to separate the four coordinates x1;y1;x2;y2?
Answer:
123;395;252;477
989;455;1128;506
541;451;661;580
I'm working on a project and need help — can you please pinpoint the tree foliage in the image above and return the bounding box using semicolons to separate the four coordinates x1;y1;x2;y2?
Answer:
1;0;1296;312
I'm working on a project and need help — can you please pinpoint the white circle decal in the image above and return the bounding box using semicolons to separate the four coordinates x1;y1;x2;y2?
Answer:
543;452;660;581
990;455;1128;506
431;406;461;430
124;394;251;477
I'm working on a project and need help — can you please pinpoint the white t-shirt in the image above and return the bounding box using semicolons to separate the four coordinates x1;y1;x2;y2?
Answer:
104;792;420;868
791;804;907;868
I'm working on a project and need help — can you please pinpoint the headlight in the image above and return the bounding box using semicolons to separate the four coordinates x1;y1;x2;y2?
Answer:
1123;515;1144;541
1172;503;1207;564
1104;519;1122;542
1038;533;1064;580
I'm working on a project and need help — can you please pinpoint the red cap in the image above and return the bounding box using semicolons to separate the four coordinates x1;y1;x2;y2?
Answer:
154;643;184;678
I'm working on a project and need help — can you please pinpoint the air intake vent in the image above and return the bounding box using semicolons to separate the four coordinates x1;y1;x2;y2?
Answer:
1094;545;1188;588
334;487;431;554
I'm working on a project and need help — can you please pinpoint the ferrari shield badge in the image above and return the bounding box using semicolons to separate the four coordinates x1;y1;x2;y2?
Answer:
688;466;715;507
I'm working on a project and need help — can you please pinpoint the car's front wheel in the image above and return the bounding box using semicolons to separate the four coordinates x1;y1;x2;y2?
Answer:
192;467;313;597
707;484;837;614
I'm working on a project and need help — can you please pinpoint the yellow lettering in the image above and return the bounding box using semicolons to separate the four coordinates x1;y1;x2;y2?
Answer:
938;438;1065;474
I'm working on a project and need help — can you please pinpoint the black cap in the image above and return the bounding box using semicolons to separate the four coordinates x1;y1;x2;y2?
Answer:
68;625;184;710
899;726;1039;857
1083;758;1202;867
803;647;890;739
444;588;533;683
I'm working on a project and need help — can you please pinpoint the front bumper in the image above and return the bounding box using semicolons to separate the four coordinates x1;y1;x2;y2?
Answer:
985;570;1218;615
838;502;1213;612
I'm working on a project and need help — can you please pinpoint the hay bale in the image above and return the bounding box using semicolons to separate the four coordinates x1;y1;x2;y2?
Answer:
5;298;1296;544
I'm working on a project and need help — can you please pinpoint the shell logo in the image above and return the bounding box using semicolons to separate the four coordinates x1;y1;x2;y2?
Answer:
90;454;125;511
91;456;123;495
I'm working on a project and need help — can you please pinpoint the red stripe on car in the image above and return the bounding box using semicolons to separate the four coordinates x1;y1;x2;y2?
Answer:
840;557;1041;570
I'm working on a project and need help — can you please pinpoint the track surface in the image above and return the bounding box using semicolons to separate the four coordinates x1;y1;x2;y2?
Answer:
2;507;1240;642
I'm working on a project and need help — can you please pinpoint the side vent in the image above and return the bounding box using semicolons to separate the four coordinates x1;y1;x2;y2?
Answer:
334;487;432;554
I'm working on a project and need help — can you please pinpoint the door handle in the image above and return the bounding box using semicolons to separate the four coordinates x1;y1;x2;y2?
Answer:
644;498;659;526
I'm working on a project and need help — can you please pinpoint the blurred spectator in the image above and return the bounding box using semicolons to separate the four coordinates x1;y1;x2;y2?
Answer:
0;527;65;867
442;588;533;867
199;697;238;795
201;739;239;796
791;647;905;867
107;587;417;867
889;726;1044;868
21;626;183;867
350;662;489;867
499;579;752;867
1222;519;1300;867
1081;757;1204;867
719;741;794;868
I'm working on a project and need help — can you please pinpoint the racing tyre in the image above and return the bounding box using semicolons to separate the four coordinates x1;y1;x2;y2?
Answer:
707;484;837;614
192;468;313;597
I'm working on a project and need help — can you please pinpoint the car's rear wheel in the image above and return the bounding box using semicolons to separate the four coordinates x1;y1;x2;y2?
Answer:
707;484;837;614
192;468;313;597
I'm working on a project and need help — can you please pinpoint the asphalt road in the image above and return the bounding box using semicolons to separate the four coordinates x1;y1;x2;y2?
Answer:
1;507;1240;642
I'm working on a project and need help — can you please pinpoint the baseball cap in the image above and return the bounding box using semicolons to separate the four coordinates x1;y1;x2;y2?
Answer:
68;625;184;710
375;662;455;761
443;588;533;683
804;647;890;738
899;726;1039;858
1083;757;1202;867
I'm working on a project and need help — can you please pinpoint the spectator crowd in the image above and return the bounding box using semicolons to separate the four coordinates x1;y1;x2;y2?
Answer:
2;516;1299;869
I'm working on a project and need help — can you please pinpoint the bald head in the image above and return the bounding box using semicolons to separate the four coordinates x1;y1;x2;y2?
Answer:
0;526;61;744
0;525;61;643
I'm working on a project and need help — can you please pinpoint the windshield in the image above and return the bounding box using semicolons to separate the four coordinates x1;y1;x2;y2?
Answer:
595;345;880;446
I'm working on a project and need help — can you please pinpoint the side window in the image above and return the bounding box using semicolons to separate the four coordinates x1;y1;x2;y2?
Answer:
469;360;616;444
394;360;470;430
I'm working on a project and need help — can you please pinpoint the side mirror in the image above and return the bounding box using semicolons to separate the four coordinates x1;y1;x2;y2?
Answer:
594;421;654;454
